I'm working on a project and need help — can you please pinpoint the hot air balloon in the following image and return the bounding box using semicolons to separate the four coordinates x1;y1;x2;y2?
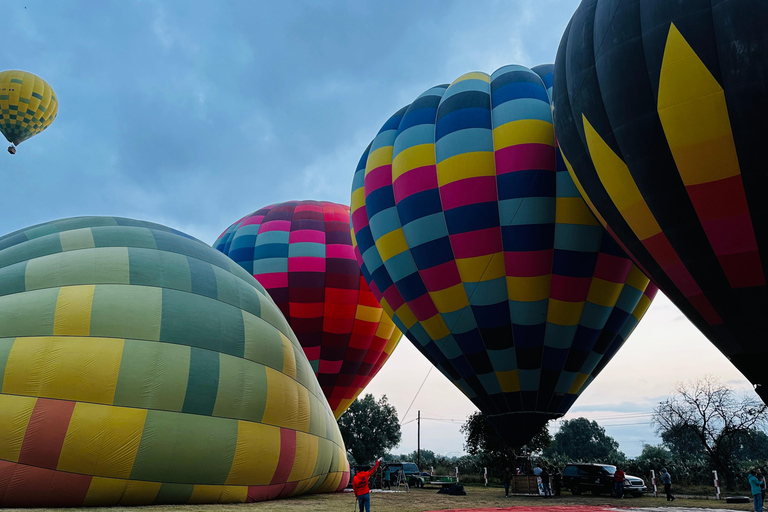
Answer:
0;217;348;507
0;70;58;154
553;0;768;401
214;201;402;419
351;64;657;447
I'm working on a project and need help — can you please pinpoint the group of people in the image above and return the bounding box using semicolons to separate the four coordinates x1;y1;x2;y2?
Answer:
749;468;766;512
502;463;561;497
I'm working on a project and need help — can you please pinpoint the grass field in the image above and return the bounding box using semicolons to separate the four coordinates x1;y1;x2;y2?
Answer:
11;486;754;512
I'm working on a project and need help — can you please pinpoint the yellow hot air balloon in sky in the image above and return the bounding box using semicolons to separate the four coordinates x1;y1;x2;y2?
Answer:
0;70;58;154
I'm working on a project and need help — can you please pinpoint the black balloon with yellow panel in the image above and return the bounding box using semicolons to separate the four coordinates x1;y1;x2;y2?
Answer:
554;0;768;399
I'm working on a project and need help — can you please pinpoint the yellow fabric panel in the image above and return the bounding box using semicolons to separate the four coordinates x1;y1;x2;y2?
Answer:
296;385;311;433
555;197;600;226
452;71;490;84
188;485;226;504
280;332;297;380
625;265;650;292
568;372;590;394
658;24;740;186
583;116;662;241
455;253;505;282
83;476;162;507
586;278;623;308
437;151;495;186
3;336;124;404
492;119;555;150
355;304;382;323
82;477;126;506
365;146;394;174
350;187;365;213
316;471;343;493
293;476;320;495
335;398;354;419
378;298;398;324
562;150;609;229
375;228;408;261
429;283;467;314
393;302;417;329
420;314;450;341
53;285;96;336
0;393;36;462
506;275;551;302
633;291;654;320
83;478;161;506
57;402;146;478
374;315;396;341
383;325;402;355
392;143;435;181
262;367;300;431
289;431;319;482
546;299;585;326
496;370;520;393
119;480;163;506
59;228;96;251
226;420;281;485
219;486;248;504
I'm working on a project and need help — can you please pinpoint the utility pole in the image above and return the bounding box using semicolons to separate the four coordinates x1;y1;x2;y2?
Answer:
417;410;421;468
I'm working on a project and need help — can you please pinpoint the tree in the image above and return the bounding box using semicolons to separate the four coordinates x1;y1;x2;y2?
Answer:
337;394;401;465
652;375;768;490
461;411;552;475
544;417;625;464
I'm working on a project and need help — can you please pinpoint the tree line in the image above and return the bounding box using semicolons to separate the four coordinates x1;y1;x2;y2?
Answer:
339;377;768;491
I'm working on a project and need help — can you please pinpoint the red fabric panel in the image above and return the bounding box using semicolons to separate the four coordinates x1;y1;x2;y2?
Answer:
18;398;76;470
0;461;91;507
592;252;632;283
270;429;297;485
549;275;591;302
246;483;284;502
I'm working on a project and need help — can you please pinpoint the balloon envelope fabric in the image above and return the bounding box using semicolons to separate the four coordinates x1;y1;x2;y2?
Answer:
214;201;402;419
351;64;657;446
553;0;768;401
0;217;348;507
0;70;58;146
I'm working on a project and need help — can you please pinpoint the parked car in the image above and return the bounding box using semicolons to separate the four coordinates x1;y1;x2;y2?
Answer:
384;461;426;487
562;463;647;497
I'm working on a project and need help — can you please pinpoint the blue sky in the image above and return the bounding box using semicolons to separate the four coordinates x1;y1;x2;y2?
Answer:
1;0;756;459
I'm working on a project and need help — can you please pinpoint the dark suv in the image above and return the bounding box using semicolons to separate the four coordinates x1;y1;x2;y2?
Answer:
384;462;425;487
562;463;647;497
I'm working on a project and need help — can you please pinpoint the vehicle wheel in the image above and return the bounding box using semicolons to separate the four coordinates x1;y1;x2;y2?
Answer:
571;485;581;496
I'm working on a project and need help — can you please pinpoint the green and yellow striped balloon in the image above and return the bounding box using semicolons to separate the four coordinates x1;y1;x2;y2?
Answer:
0;70;58;148
0;217;349;507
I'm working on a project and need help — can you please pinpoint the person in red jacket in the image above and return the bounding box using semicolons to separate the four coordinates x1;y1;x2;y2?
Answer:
353;458;381;512
614;468;626;498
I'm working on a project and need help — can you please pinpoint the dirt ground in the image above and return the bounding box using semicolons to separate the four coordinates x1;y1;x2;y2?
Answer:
15;486;755;512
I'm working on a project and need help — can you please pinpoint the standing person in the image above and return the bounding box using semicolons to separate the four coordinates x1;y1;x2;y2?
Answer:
758;469;766;503
353;458;381;512
551;465;562;496
613;467;626;498
750;469;764;512
541;465;551;497
502;466;513;498
660;467;674;502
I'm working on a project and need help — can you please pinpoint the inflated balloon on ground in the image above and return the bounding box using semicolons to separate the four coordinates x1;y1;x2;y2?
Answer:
0;217;348;507
0;70;58;154
351;64;657;446
214;200;402;418
553;0;768;400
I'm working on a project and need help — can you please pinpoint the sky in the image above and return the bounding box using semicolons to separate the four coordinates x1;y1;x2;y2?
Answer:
1;0;758;460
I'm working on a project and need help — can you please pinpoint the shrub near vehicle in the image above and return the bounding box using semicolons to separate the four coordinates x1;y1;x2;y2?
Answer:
562;463;647;497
